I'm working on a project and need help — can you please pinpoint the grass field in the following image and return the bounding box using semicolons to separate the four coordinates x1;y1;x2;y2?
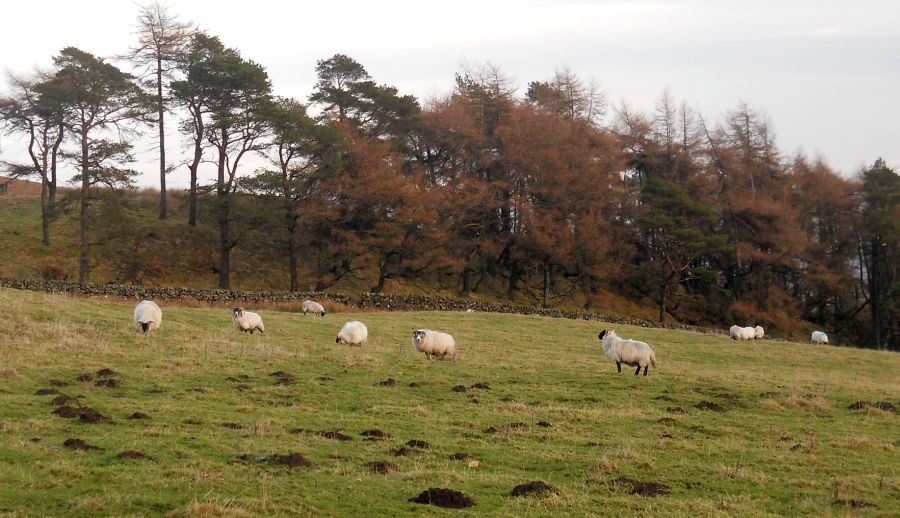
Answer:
0;287;897;517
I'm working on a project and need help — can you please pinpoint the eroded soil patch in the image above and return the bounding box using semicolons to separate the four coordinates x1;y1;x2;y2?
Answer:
116;450;146;459
695;401;725;412
511;481;555;497
63;438;101;451
409;488;475;508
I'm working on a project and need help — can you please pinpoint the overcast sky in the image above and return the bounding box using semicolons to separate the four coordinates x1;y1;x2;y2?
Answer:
1;0;898;188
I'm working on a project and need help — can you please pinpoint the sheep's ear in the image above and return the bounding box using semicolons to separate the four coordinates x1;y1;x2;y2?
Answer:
598;330;607;340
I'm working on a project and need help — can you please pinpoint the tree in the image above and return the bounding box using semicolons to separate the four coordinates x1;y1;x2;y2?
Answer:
170;32;225;226
203;46;273;289
860;159;900;349
37;47;152;283
637;178;728;322
125;1;192;219
247;97;342;291
0;71;65;245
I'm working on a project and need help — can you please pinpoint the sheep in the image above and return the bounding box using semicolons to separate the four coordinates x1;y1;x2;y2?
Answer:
231;307;265;334
754;325;765;339
336;320;368;346
811;331;828;344
729;325;755;340
301;300;326;317
598;329;657;376
411;329;458;360
133;300;162;334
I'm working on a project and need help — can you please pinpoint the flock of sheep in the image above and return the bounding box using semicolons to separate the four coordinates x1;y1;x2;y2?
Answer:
133;300;831;377
132;299;459;361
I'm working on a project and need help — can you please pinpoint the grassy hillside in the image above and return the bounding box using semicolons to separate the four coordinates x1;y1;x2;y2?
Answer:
0;287;897;516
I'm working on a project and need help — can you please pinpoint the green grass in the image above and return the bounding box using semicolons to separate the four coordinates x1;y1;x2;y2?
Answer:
0;287;897;517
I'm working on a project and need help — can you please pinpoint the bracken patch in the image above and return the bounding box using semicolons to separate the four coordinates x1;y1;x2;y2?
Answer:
409;488;475;509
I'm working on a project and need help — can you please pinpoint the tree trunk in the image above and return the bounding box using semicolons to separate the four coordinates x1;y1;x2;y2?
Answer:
288;216;298;292
188;115;203;226
40;173;50;246
658;276;668;323
157;59;167;219
543;260;551;308
217;134;230;289
870;238;882;349
78;131;90;283
218;205;230;289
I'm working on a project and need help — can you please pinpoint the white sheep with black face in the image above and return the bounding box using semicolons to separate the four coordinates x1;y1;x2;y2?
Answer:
598;329;657;376
133;300;162;334
336;320;368;346
754;325;765;339
411;329;458;360
302;300;326;317
231;307;265;334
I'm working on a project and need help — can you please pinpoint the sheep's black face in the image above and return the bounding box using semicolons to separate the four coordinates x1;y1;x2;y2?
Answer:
140;322;150;333
598;330;607;340
335;337;341;344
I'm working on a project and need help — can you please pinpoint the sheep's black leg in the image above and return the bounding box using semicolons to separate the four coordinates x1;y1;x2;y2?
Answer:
616;362;621;373
634;365;641;375
643;366;648;376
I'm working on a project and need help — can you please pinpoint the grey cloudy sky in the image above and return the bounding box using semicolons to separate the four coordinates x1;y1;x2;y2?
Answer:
1;0;898;187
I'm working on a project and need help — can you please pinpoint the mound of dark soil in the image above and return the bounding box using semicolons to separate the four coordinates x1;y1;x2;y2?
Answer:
500;396;515;402
848;401;895;412
75;373;94;382
34;388;58;396
368;460;398;473
537;421;552;428
408;382;420;388
666;407;685;414
186;387;207;393
451;384;467;393
225;376;242;382
832;499;875;509
63;438;101;450
695;401;725;412
221;422;243;429
405;439;429;449
409;488;475;508
270;371;291;377
48;380;69;387
392;447;415;457
51;405;103;423
317;430;352;441
52;406;82;418
377;378;396;387
79;408;104;423
483;426;498;434
653;395;678;402
274;376;295;385
95;379;119;388
183;418;202;425
657;417;677;425
511;480;555;497
361;429;389;439
448;452;471;461
470;382;491;390
96;368;117;378
129;412;151;420
632;482;669;496
318;375;334;382
274;453;311;467
51;395;76;406
116;450;146;459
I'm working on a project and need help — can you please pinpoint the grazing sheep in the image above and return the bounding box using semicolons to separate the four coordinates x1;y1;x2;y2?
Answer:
411;329;458;360
598;329;657;376
729;325;755;340
302;300;326;317
231;307;265;334
754;325;765;339
336;320;368;346
133;300;162;334
811;331;828;344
